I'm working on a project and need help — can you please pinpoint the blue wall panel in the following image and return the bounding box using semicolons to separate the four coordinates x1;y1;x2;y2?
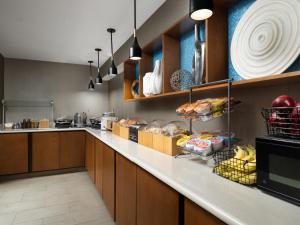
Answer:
135;63;139;80
180;23;205;73
152;48;163;66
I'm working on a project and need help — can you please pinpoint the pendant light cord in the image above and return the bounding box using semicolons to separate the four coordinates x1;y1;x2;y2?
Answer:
134;0;137;37
89;62;92;80
97;51;100;74
110;32;114;60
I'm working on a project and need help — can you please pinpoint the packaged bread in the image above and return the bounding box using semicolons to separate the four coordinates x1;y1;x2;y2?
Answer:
176;103;189;114
119;118;146;128
194;101;211;114
162;121;188;137
185;102;199;114
144;120;164;134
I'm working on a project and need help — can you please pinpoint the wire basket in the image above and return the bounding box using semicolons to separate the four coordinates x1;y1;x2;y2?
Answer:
213;150;256;186
177;100;241;122
262;107;300;139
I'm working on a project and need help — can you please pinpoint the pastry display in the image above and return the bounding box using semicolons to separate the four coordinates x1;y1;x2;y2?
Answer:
176;97;240;121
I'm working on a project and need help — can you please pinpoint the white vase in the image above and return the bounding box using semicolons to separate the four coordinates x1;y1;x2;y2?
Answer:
152;60;162;95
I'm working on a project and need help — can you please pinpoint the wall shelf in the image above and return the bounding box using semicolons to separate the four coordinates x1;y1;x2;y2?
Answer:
123;2;229;101
123;0;299;103
124;71;300;102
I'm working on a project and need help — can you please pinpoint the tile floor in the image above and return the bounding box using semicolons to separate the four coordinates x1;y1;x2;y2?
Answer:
0;172;115;225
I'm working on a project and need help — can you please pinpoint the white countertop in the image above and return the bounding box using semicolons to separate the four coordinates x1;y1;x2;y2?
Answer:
0;127;86;133
1;128;299;225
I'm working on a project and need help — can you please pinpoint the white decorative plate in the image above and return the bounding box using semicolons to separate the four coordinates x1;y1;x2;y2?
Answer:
231;0;300;79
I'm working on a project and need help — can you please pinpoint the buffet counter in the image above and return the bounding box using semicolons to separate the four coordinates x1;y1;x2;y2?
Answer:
0;127;299;225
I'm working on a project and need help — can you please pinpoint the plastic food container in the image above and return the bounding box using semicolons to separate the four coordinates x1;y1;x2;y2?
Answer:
193;140;212;156
186;138;212;155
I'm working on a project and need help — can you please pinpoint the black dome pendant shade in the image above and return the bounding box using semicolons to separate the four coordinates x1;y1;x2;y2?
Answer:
95;48;103;85
108;59;117;75
107;28;118;76
88;60;95;91
129;0;142;60
189;0;214;21
88;79;95;91
130;36;142;60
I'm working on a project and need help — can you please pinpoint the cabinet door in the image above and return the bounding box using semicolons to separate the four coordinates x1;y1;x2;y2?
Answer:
95;139;104;196
185;198;226;225
103;144;116;220
85;133;95;182
60;131;85;169
32;132;60;172
0;133;28;175
137;167;179;225
116;153;137;225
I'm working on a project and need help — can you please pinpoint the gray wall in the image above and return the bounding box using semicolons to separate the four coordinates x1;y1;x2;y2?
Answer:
105;0;300;145
0;54;4;124
4;58;109;122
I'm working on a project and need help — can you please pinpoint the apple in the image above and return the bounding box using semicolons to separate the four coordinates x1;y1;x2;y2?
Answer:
272;95;296;116
268;112;279;126
290;124;300;136
291;103;300;124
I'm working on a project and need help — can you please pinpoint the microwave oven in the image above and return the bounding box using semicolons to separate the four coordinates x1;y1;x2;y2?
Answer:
256;137;300;206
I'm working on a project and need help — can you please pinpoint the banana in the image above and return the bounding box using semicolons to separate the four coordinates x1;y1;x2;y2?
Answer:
222;171;233;178
229;171;246;182
243;159;256;173
234;146;248;159
239;172;256;185
221;146;248;167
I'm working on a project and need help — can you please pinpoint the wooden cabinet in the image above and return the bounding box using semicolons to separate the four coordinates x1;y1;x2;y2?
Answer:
102;144;116;220
0;133;28;175
60;131;85;169
32;132;60;172
116;153;137;225
185;198;226;225
95;139;104;196
85;133;95;182
137;167;179;225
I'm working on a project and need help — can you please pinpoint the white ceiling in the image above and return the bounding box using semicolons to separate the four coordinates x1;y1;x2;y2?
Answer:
0;0;165;66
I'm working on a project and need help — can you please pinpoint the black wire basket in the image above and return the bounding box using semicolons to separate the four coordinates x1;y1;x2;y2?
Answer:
177;100;241;121
262;107;300;139
213;150;256;186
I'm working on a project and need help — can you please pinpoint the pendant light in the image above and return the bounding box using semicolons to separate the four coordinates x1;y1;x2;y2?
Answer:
189;0;214;21
103;28;118;81
88;61;95;91
129;0;142;60
95;48;103;85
